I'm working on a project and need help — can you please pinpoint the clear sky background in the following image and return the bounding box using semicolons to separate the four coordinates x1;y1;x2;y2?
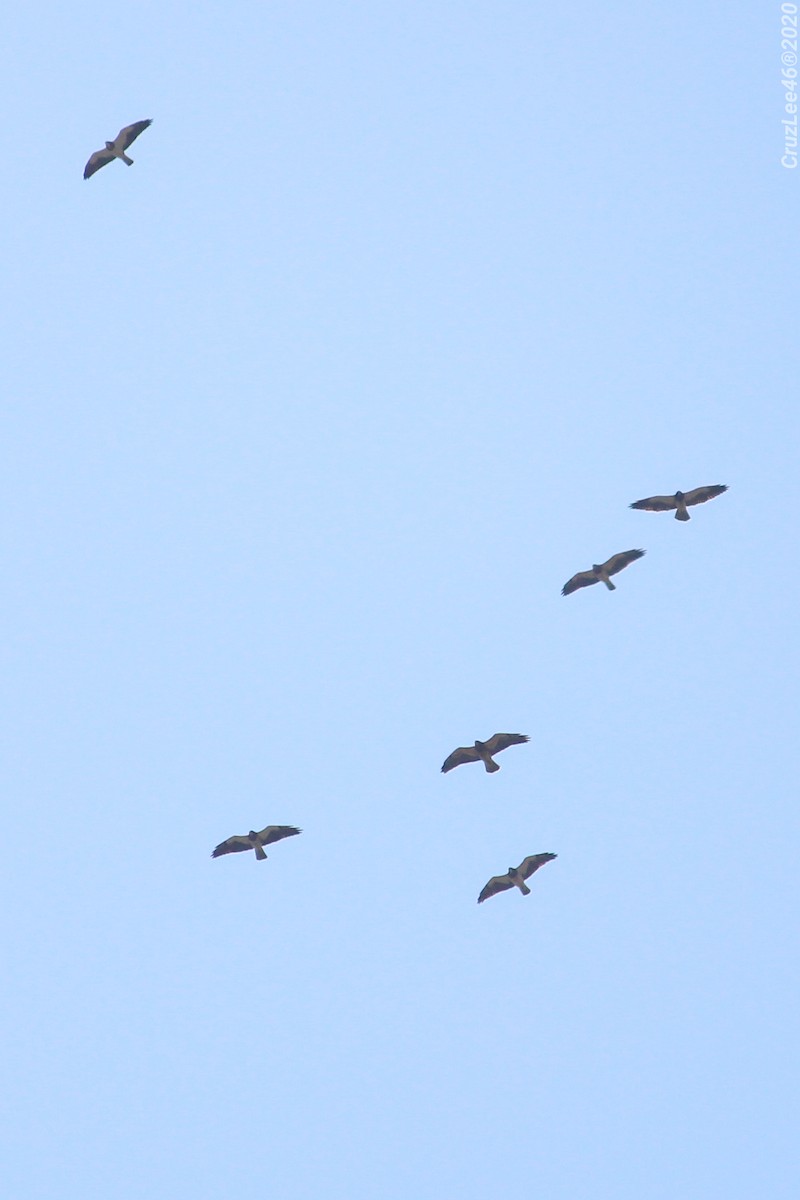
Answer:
2;2;798;1197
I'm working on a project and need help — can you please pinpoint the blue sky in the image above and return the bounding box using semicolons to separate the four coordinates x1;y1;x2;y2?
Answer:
2;2;798;1197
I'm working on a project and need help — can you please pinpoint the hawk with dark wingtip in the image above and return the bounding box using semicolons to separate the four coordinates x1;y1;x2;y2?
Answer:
478;853;557;904
629;484;728;521
441;733;529;774
211;824;301;861
84;119;153;179
562;549;645;596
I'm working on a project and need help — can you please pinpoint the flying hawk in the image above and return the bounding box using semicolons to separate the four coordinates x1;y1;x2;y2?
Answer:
84;119;153;179
629;484;728;521
561;549;645;596
211;824;301;861
441;733;529;774
478;852;557;904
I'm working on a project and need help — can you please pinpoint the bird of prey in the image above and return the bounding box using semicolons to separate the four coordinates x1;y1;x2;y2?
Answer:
441;733;529;774
211;824;301;861
561;549;645;596
478;852;557;904
84;119;153;179
629;484;728;522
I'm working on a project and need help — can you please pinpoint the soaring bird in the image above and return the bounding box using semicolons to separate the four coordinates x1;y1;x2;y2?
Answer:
84;119;153;179
478;853;557;904
562;549;645;596
441;733;529;774
211;824;301;861
629;484;728;521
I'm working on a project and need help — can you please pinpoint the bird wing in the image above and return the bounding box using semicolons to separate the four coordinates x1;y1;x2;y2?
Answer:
629;494;678;512
477;875;515;904
211;835;254;858
115;119;153;152
255;825;302;845
683;484;728;507
441;745;481;773
83;149;116;179
518;852;557;880
482;733;529;756
561;570;598;596
603;549;645;577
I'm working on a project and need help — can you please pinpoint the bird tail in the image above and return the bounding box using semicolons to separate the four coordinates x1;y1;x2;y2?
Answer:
254;845;267;861
519;882;531;895
484;759;500;773
603;579;616;591
675;506;690;521
122;153;134;165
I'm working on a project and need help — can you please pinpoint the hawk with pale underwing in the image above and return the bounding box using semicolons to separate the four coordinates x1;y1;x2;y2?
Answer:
84;119;153;179
478;853;557;904
629;484;728;521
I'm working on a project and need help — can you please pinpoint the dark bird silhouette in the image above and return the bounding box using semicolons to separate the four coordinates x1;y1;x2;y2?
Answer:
211;825;301;861
84;119;153;179
629;484;728;521
441;733;529;774
562;549;645;595
478;853;557;904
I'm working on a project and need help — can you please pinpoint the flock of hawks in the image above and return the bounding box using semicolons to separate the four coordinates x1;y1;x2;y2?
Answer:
85;119;729;905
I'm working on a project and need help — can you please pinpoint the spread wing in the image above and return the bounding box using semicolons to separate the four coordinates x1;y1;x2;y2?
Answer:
211;834;254;858
115;119;153;152
255;825;302;845
603;548;645;577
441;745;481;773
83;149;116;179
629;494;678;513
562;569;598;596
518;852;557;880
683;484;728;507
482;733;529;756
477;874;514;904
